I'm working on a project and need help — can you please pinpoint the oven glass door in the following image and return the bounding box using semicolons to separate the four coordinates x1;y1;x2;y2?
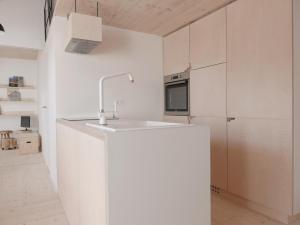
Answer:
165;80;189;114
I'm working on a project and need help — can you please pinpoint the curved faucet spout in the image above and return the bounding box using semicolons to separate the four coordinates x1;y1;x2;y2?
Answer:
99;72;134;125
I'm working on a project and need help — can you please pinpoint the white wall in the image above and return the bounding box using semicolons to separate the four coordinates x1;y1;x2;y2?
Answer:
37;22;56;188
0;0;44;49
38;16;163;189
55;17;163;120
293;0;300;215
0;58;38;130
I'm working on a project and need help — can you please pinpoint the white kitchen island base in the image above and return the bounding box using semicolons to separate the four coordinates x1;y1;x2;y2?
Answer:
57;119;211;225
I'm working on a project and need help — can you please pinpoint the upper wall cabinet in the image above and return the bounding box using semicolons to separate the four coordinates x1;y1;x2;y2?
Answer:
190;8;226;69
163;26;190;75
227;0;293;119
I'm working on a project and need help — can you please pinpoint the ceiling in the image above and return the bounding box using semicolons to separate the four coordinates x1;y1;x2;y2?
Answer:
54;0;236;36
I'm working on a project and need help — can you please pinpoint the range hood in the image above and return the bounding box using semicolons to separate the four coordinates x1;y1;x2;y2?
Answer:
65;13;102;54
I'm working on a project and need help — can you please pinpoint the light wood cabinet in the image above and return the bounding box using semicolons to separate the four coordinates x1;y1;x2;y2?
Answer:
57;124;80;225
162;0;297;221
192;117;227;191
190;64;227;191
163;116;189;124
57;123;107;225
293;0;300;215
190;64;227;190
226;0;295;220
227;0;293;119
15;131;40;154
163;26;190;75
190;8;226;69
227;118;293;215
79;134;106;225
190;64;226;117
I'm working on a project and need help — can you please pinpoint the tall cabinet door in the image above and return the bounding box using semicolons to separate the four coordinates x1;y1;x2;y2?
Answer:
190;8;226;69
227;0;293;215
227;0;293;119
227;118;293;214
190;64;228;190
57;124;80;225
163;26;190;75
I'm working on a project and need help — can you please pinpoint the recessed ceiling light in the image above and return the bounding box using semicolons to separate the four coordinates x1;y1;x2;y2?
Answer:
0;23;5;35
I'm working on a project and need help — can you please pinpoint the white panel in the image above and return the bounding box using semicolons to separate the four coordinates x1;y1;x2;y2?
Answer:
107;126;211;225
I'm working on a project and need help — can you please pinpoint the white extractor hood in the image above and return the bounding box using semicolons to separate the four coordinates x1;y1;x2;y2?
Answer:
65;13;102;54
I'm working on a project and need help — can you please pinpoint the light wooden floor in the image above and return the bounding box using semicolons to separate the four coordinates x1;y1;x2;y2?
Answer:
0;150;69;225
1;150;299;225
212;194;300;225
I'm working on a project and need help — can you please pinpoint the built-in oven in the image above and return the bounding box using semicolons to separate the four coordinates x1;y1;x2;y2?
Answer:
164;71;190;116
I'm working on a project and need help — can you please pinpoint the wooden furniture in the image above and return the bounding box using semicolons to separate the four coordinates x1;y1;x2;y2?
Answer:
190;64;228;191
15;131;40;154
0;45;38;60
0;85;35;89
190;64;226;117
190;8;226;69
163;26;190;75
163;0;300;223
164;7;228;192
0;130;12;139
226;0;294;221
0;131;17;150
293;0;300;216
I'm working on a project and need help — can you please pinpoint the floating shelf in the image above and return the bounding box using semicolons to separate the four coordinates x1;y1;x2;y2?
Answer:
0;98;35;102
0;45;38;60
0;111;36;116
0;85;35;90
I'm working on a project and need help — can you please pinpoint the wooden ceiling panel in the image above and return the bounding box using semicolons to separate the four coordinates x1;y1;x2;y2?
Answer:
54;0;236;36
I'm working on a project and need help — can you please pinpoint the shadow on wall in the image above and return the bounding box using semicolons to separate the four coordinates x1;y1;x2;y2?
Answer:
90;26;131;55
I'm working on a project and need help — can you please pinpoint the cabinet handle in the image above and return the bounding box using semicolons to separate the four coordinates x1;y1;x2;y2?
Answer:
227;117;236;122
26;141;32;144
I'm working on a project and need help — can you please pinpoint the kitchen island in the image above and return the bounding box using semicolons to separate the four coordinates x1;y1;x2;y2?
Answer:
56;119;211;225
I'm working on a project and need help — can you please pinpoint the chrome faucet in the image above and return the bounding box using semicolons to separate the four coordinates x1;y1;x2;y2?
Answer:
99;73;134;125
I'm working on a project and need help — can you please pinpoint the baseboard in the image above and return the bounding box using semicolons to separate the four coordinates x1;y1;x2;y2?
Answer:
218;190;291;224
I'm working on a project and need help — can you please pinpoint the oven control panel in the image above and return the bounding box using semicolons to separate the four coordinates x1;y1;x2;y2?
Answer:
164;71;190;83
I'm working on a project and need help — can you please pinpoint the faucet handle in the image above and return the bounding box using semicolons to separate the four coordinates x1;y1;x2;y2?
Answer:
113;100;121;118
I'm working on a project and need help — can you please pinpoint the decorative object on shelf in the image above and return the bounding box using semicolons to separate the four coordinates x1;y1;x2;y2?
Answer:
0;23;4;35
9;76;24;87
0;131;17;150
21;116;31;131
7;90;21;101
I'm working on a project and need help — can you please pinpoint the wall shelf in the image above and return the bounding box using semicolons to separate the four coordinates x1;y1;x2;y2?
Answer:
0;111;36;116
0;85;36;90
0;45;38;60
0;98;35;102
